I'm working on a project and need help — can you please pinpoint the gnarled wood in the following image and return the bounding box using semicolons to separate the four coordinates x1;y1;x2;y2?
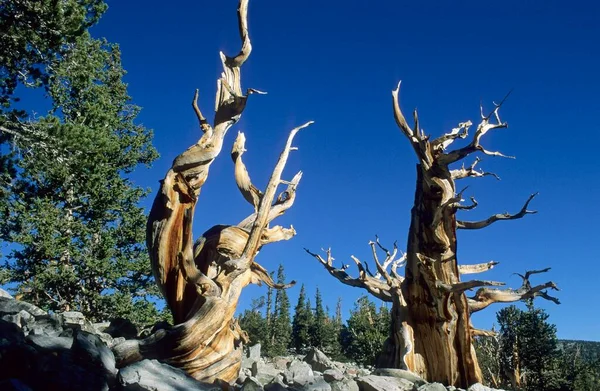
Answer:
308;82;558;388
113;0;311;383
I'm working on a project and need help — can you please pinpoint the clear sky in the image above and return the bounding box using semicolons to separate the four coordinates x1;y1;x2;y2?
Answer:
93;0;599;341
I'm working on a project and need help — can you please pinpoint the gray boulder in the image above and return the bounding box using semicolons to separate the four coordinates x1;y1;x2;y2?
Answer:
355;375;415;391
26;335;73;351
264;377;290;391
288;359;314;384
0;298;47;320
0;288;13;299
298;376;331;391
252;360;282;386
417;383;446;391
329;378;359;391
118;359;219;391
242;376;264;391
373;368;427;386
248;343;262;360
323;369;344;382
60;311;86;329
467;384;500;391
304;348;334;372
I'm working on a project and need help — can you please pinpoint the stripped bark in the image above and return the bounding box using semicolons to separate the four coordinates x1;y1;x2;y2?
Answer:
112;0;310;382
307;82;558;388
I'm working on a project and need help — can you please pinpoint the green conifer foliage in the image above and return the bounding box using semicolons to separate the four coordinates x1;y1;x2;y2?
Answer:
0;1;161;326
291;284;311;353
341;295;390;366
269;264;291;356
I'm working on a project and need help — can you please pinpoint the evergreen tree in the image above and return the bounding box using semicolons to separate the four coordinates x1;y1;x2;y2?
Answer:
238;297;268;346
495;303;562;391
519;302;559;390
341;296;390;366
269;264;291;356
0;1;160;326
335;297;343;327
310;287;327;349
291;284;311;353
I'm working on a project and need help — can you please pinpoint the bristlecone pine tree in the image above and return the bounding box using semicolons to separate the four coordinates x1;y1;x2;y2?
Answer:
306;84;560;387
112;0;310;382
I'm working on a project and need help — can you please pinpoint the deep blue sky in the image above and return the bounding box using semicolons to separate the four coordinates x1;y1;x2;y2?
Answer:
92;0;598;341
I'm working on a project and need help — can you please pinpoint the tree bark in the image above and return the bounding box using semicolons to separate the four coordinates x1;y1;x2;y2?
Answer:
307;82;559;388
112;0;310;383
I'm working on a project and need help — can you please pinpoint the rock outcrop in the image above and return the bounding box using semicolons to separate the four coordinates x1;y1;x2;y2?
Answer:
0;296;507;391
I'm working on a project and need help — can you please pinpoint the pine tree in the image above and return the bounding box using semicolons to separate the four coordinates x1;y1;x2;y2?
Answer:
341;296;390;366
291;284;311;353
238;297;268;346
310;287;327;349
0;2;160;326
496;303;560;391
269;264;291;356
335;297;343;327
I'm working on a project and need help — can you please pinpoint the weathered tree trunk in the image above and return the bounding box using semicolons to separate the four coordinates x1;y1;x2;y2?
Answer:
112;0;311;383
307;83;559;388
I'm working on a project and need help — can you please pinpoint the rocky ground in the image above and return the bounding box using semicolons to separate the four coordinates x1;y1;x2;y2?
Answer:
0;289;506;391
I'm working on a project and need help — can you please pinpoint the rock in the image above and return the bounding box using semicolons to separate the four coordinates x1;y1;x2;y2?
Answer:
0;298;47;319
0;319;25;344
249;343;262;359
355;375;415;391
71;331;117;379
242;357;257;370
28;315;63;337
93;322;111;333
26;335;73;351
323;369;344;382
242;376;264;391
105;317;138;339
60;311;86;329
118;359;219;390
252;361;282;386
304;348;334;372
264;377;289;391
298;376;331;391
288;359;314;384
0;288;13;299
273;356;292;370
329;378;359;391
373;369;427;386
467;384;498;391
417;383;446;391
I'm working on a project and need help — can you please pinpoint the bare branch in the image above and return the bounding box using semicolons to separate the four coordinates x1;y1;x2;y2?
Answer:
468;267;559;313
192;89;212;134
437;279;505;294
432;121;471;150
471;328;498;337
451;157;501;181
260;225;296;245
250;261;296;289
239;121;313;267
237;171;302;229
459;261;499;275
305;248;393;302
457;193;538;230
232;131;262;211
392;82;431;166
441;94;513;165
